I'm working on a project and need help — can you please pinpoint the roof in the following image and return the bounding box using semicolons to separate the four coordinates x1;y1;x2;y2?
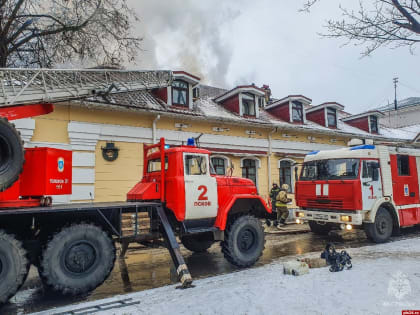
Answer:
341;110;385;121
306;102;345;113
377;97;420;111
214;85;265;103
72;76;417;143
265;95;312;110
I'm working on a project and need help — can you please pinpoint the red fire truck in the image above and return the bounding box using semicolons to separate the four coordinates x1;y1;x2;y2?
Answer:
0;68;271;303
295;140;420;243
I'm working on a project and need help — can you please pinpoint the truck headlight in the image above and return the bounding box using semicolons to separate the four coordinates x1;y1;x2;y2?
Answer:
296;211;305;218
340;215;352;222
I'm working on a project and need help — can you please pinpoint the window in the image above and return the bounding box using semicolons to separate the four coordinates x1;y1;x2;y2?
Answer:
242;159;257;184
185;155;207;175
242;93;256;116
327;108;337;127
258;97;265;108
370;115;378;133
211;157;226;175
147;157;168;173
292;101;303;122
397;155;410;176
279;160;293;192
300;159;360;180
172;80;189;107
362;161;379;180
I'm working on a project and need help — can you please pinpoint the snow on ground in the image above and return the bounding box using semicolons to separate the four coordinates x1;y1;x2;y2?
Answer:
34;238;420;315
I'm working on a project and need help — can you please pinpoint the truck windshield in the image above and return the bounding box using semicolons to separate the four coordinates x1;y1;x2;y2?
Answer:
300;158;360;180
147;157;168;173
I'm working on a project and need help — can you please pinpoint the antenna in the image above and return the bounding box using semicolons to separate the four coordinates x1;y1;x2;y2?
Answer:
393;77;399;110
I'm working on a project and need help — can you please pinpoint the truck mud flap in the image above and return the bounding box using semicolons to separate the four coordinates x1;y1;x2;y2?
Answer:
156;205;194;288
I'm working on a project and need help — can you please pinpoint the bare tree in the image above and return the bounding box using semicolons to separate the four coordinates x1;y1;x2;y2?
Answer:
302;0;420;55
0;0;141;67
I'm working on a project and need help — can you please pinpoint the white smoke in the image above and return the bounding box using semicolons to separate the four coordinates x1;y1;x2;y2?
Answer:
127;0;241;87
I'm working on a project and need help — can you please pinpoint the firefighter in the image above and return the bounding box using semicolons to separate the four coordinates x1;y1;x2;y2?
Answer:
274;184;292;226
266;183;281;227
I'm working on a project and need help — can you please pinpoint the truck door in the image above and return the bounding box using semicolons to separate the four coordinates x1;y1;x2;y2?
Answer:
183;153;218;220
361;160;382;210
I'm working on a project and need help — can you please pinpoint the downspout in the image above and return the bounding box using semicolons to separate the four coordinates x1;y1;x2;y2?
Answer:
267;127;277;192
152;114;161;144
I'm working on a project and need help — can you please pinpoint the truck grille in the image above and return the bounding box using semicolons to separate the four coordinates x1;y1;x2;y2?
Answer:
307;199;343;210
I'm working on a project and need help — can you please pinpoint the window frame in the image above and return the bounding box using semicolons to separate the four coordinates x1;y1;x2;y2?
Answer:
397;155;410;176
327;107;337;127
211;157;227;175
292;101;303;122
370;115;378;133
172;79;189;107
241;158;257;185
242;93;256;117
279;159;294;193
184;154;209;176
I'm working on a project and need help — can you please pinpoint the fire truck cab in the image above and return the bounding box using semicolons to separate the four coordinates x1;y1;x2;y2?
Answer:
128;138;271;266
295;141;420;243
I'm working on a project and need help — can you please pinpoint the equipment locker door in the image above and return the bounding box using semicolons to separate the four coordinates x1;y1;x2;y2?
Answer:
183;153;218;220
361;160;382;210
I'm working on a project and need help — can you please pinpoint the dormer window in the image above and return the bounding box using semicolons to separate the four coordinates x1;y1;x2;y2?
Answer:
292;101;303;122
327;108;337;127
242;93;256;116
370;115;378;133
172;80;189;107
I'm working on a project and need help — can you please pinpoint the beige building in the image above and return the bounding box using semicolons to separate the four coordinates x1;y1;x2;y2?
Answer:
14;71;415;206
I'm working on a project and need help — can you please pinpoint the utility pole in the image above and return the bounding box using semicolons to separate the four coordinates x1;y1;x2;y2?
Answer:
393;77;398;110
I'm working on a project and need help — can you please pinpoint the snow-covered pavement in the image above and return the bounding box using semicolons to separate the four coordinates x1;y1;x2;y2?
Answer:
34;238;420;315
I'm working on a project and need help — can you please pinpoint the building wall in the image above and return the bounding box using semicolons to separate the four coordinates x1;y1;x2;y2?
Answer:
267;102;290;122
344;117;369;133
18;103;351;206
306;109;325;127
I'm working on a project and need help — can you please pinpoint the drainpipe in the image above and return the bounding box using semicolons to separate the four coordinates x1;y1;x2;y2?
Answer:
267;127;277;191
152;114;161;144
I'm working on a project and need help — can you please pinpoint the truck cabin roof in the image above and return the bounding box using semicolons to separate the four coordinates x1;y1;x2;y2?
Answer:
304;145;379;162
146;146;211;160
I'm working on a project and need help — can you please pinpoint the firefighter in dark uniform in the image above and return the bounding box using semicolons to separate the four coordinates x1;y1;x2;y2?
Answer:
267;183;281;227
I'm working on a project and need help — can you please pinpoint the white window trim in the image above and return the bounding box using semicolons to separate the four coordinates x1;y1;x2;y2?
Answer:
168;80;192;109
167;87;172;106
210;155;231;174
239;93;259;118
289;101;306;123
278;158;296;193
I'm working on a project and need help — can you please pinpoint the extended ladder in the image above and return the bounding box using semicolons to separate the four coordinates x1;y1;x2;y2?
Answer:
0;68;173;106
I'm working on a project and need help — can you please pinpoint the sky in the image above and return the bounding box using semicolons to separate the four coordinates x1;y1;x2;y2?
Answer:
127;0;420;114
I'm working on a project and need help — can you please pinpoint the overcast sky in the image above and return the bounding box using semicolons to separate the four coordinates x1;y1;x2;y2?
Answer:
127;0;420;114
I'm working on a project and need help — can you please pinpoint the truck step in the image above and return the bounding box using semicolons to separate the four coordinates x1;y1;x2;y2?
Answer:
185;227;218;234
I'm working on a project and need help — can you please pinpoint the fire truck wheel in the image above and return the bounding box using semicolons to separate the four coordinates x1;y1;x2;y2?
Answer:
0;117;25;192
39;224;116;295
222;215;265;268
181;233;214;253
0;230;30;304
364;207;393;243
308;221;332;235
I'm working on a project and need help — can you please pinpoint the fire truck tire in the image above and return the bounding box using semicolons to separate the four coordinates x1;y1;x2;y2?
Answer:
0;117;25;192
364;207;393;243
222;215;265;268
0;230;30;304
39;224;116;295
308;221;332;235
181;233;214;253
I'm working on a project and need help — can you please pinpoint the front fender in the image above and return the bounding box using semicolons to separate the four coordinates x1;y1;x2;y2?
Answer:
215;194;271;230
364;198;400;225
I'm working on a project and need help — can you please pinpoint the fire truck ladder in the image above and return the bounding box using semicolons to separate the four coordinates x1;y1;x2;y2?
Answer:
0;68;173;106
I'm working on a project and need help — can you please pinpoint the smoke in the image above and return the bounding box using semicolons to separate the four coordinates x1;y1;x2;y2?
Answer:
127;0;241;87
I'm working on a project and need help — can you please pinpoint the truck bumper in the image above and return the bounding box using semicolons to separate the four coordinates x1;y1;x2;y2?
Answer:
295;209;364;226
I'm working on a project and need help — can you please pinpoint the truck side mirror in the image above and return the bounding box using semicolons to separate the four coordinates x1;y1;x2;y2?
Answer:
294;167;298;182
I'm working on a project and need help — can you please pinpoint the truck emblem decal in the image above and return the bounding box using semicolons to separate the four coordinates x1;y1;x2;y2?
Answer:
57;157;64;172
404;184;409;197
